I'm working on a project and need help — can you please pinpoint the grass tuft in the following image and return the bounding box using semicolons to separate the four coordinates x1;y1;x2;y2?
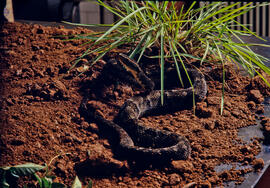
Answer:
67;1;270;111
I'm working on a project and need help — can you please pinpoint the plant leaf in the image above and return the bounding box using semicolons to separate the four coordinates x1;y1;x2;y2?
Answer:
95;6;148;43
87;180;93;188
71;176;82;188
0;170;9;188
3;163;45;178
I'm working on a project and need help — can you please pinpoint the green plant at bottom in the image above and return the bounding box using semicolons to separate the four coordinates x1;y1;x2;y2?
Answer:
0;154;92;188
0;163;45;188
65;1;270;114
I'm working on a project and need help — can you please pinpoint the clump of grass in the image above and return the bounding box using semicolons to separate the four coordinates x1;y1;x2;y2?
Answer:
66;1;270;113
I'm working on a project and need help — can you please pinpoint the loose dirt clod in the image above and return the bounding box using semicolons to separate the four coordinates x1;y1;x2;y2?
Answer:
249;89;264;104
252;158;264;171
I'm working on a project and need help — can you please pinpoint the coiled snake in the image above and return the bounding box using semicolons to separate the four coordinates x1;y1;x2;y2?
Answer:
80;54;207;161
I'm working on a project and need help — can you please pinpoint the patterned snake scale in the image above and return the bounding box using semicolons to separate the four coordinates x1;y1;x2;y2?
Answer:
80;53;207;161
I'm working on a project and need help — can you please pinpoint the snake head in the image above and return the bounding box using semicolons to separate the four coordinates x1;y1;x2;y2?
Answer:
109;53;154;92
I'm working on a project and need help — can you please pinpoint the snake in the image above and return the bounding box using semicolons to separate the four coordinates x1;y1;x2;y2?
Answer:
80;53;207;161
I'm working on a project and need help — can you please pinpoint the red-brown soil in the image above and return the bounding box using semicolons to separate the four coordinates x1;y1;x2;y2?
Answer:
1;22;270;187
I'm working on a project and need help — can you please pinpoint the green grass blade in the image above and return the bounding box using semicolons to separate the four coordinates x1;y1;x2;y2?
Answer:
200;40;209;65
213;41;225;115
95;0;124;19
160;25;165;105
95;6;148;43
169;40;184;87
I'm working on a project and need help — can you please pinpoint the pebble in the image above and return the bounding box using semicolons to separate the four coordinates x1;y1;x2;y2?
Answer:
70;133;83;143
200;180;212;188
31;44;40;51
6;98;14;106
81;143;125;172
168;173;181;185
16;69;22;76
204;121;215;130
53;80;67;93
256;105;264;114
247;101;256;109
196;102;214;118
55;159;68;175
101;139;111;148
171;160;194;173
261;117;270;126
249;90;264;104
253;158;264;171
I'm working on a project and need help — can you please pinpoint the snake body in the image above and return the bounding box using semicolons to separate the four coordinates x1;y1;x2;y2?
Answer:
80;54;207;161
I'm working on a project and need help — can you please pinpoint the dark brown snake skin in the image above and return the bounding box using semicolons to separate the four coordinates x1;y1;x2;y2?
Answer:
80;54;207;161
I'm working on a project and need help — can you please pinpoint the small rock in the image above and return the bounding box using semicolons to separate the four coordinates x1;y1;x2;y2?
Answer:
75;143;126;176
46;67;54;76
25;95;34;101
39;49;45;55
240;145;252;154
6;50;16;56
16;69;22;76
247;101;256;110
253;158;264;171
21;68;34;78
113;91;119;98
231;110;240;118
80;121;89;129
101;139;110;148
6;98;14;106
48;89;57;98
34;69;45;77
244;154;254;162
31;45;40;51
220;170;231;179
200;180;211;188
222;109;230;117
168;173;181;185
224;101;231;108
53;80;67;92
196;102;213;118
249;90;264;104
261;117;270;126
18;38;25;45
215;119;224;128
40;90;49;99
171;160;194;173
31;54;40;61
55;159;68;175
70;133;83;144
51;80;68;99
11;42;17;47
203;121;215;130
208;175;219;184
256;105;264;114
264;126;270;132
35;96;41;101
77;65;89;73
192;143;203;153
62;136;73;143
